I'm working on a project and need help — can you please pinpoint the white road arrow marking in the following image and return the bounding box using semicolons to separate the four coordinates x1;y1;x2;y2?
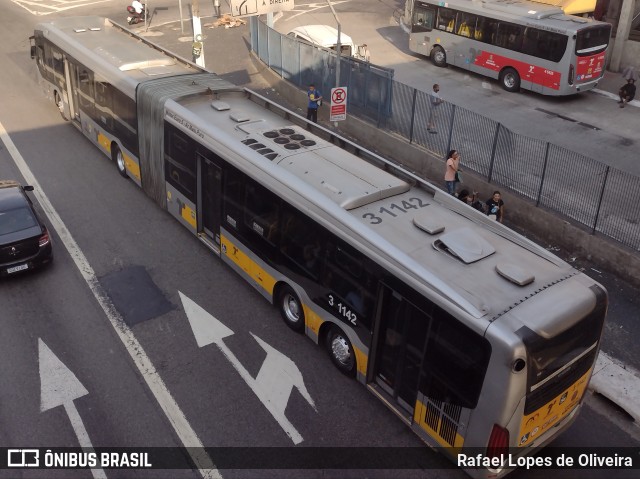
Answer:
180;292;317;445
38;339;107;479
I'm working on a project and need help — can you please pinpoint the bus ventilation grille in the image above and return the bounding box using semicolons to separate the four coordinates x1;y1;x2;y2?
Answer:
425;398;462;447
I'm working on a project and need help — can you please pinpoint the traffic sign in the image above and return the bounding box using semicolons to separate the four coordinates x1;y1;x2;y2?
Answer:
330;87;347;122
230;0;295;18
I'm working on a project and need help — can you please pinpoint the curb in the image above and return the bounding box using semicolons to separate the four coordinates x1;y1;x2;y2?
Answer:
589;351;640;423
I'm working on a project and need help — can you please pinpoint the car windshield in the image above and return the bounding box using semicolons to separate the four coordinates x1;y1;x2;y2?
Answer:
0;206;38;235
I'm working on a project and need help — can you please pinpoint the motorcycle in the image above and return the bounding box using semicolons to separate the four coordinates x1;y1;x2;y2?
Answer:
126;4;147;25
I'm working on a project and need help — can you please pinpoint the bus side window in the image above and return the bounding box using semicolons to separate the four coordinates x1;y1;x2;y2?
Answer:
457;13;477;38
243;182;280;245
279;207;326;279
412;8;435;33
496;23;523;51
436;8;456;32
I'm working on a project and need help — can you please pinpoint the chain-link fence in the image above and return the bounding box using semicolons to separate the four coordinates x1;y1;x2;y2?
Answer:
250;18;394;121
249;19;640;253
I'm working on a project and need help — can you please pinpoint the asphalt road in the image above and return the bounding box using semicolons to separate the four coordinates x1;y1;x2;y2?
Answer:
1;1;639;479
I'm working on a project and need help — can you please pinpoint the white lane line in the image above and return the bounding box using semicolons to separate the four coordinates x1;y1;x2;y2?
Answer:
0;120;221;479
10;0;111;16
589;351;640;423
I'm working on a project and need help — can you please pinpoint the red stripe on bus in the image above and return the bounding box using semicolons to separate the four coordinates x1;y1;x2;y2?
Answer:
473;51;561;90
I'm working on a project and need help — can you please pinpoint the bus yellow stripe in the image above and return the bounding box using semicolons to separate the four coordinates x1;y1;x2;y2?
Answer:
97;132;111;153
124;154;141;180
353;346;368;376
221;235;276;294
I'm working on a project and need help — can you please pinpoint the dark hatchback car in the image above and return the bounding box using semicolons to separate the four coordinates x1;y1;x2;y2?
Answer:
0;180;53;276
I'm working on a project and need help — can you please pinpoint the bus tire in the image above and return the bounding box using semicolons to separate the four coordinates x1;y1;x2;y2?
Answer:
278;285;305;333
112;144;128;178
54;91;68;121
500;67;521;92
326;326;356;377
430;46;447;68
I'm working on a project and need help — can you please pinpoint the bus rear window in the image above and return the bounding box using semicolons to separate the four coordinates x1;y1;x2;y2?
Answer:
575;25;611;56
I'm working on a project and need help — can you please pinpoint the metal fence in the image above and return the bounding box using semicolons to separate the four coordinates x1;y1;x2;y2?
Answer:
250;17;395;119
249;19;640;253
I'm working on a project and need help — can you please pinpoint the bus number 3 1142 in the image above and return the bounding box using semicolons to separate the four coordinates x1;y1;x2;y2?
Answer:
328;294;358;326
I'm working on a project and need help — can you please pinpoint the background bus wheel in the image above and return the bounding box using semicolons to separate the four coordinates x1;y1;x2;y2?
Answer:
326;326;356;376
278;285;305;333
112;145;128;178
54;91;67;121
500;68;521;92
430;46;447;67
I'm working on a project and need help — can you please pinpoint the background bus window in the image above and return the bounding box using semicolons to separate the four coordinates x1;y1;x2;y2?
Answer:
476;17;497;44
522;28;568;62
456;12;478;38
412;8;435;32
436;8;456;32
576;25;611;55
495;23;523;51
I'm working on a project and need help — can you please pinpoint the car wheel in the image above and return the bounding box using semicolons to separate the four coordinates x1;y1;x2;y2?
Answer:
112;144;128;178
326;326;356;376
430;46;447;68
278;285;305;333
500;67;521;92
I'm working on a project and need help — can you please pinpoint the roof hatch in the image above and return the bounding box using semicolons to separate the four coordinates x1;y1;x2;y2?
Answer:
433;227;495;263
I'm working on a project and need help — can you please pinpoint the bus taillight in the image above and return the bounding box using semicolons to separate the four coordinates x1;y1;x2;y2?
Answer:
568;64;575;85
487;424;509;458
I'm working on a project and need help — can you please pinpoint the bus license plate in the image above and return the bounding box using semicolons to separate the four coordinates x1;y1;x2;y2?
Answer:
7;264;29;274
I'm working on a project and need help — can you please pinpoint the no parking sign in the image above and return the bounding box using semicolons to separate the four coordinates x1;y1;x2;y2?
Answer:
330;87;347;122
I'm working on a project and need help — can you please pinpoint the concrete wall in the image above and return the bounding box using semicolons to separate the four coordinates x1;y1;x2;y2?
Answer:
254;57;640;289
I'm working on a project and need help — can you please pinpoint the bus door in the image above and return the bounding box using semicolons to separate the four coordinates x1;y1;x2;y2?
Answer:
197;152;222;250
66;60;81;123
370;285;429;419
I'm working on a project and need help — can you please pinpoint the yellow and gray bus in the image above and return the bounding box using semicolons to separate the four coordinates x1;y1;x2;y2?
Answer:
407;0;611;95
31;16;607;476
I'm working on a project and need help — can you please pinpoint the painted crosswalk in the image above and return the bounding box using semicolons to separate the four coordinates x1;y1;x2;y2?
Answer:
10;0;111;16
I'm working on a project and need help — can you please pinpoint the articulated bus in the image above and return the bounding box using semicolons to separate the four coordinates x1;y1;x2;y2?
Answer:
407;0;611;95
31;16;607;477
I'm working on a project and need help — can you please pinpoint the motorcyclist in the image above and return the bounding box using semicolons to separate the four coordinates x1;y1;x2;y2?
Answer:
127;1;146;24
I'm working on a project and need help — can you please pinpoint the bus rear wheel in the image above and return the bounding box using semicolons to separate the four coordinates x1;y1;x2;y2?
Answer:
500;67;521;92
112;144;128;178
326;326;356;376
430;46;447;68
278;285;305;333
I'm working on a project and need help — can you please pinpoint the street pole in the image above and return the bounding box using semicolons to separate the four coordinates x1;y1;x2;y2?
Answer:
326;0;341;91
192;0;205;68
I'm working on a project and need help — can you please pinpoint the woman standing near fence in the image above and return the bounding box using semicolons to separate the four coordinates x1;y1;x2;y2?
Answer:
444;150;460;195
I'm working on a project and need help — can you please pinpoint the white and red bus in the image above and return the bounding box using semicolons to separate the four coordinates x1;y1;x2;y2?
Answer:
407;0;611;95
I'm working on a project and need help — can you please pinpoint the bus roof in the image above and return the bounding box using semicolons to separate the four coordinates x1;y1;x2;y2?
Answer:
35;16;199;96
420;0;598;32
168;89;576;328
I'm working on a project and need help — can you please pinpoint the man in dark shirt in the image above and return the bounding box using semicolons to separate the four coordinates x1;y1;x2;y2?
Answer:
619;79;636;108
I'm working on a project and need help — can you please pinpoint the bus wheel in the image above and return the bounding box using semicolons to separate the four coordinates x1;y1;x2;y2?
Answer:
54;91;67;121
278;285;305;333
326;326;356;377
112;145;128;178
500;68;521;92
430;46;447;67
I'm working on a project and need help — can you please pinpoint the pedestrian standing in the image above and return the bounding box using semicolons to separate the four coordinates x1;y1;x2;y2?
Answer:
306;84;323;123
444;149;460;195
427;84;443;133
485;191;505;222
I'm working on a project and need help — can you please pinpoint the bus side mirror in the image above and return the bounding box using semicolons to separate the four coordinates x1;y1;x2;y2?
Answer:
30;45;36;59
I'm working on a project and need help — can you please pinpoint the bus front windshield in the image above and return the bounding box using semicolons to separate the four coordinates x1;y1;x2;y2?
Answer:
575;25;611;56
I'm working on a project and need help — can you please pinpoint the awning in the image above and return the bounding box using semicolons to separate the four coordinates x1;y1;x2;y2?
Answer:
531;0;597;14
